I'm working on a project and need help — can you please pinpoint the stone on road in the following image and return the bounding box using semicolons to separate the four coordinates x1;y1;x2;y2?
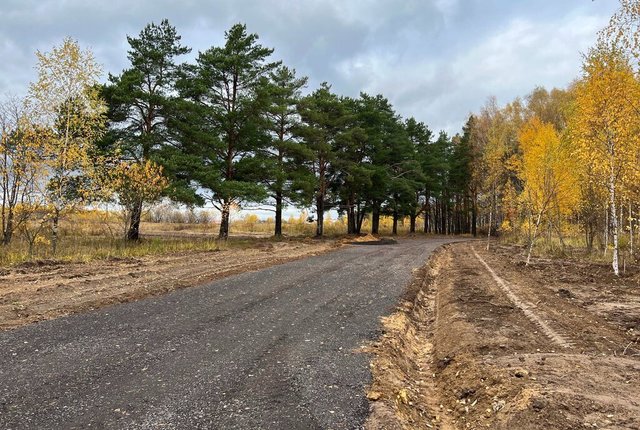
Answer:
0;238;455;429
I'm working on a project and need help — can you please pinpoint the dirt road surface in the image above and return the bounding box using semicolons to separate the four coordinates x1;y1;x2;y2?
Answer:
0;238;458;429
367;242;640;429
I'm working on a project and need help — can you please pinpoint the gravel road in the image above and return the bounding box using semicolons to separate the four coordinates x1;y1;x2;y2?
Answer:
0;238;456;429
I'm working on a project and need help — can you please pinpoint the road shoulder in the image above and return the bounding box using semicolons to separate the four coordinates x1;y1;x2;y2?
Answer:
365;241;640;429
0;239;340;330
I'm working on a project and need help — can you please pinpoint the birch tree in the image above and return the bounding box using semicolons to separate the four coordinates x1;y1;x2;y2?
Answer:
28;37;106;253
0;97;46;245
518;117;578;264
570;46;640;275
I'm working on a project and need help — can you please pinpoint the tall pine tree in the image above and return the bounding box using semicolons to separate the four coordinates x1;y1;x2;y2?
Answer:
175;23;279;239
102;19;190;240
262;66;313;236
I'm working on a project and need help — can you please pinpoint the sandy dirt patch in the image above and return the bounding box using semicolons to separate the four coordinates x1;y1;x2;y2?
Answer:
351;233;382;243
0;239;340;330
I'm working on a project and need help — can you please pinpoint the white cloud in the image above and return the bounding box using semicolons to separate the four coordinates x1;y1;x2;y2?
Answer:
329;8;612;134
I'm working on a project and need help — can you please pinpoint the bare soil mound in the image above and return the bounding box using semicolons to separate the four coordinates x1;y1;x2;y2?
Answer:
352;233;381;243
349;234;397;246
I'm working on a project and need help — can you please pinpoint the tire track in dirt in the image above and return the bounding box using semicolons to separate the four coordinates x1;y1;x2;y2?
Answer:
471;246;572;349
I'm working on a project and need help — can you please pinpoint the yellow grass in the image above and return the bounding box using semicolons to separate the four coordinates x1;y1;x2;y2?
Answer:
1;209;423;266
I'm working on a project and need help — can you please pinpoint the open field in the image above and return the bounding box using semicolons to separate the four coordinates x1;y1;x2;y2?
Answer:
367;242;640;429
0;211;419;266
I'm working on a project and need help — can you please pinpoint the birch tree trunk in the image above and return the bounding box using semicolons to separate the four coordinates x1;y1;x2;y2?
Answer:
526;212;543;266
604;205;609;257
630;201;634;259
609;161;619;276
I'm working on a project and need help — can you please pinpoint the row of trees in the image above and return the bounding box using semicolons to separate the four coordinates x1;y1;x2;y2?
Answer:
101;20;479;240
9;1;637;277
460;0;640;275
1;19;477;250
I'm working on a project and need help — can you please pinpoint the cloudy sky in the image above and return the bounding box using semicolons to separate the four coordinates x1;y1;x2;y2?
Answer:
0;0;618;134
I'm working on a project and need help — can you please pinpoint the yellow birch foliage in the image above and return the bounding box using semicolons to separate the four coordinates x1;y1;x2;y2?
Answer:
478;98;522;212
28;38;107;215
569;45;640;274
0;105;49;244
517;117;579;221
570;47;640;196
601;0;640;64
110;161;169;209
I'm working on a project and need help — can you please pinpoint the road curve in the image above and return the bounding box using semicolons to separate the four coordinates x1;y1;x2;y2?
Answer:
0;238;457;429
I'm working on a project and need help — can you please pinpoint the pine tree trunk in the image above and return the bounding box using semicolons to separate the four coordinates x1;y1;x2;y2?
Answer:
472;191;478;237
219;201;231;240
423;210;429;233
356;206;365;234
463;196;469;234
275;191;283;237
127;201;143;241
442;199;447;235
316;194;324;237
392;209;398;236
424;193;430;233
487;207;493;251
347;196;356;234
371;202;380;234
410;214;417;233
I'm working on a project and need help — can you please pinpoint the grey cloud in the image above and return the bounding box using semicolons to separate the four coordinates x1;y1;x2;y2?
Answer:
0;0;620;133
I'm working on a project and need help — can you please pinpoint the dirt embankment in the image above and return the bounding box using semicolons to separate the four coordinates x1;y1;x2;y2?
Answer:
366;242;640;430
0;239;339;330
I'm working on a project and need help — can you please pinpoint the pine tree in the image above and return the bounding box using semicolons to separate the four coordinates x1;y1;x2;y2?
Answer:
331;95;371;235
297;83;346;237
102;19;190;241
262;66;313;236
405;117;433;233
356;94;405;234
174;23;279;239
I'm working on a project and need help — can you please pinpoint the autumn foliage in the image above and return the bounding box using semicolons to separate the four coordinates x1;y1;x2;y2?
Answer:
464;2;640;274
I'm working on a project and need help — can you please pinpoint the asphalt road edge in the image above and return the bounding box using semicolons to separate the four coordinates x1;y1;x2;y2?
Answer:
363;242;456;430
